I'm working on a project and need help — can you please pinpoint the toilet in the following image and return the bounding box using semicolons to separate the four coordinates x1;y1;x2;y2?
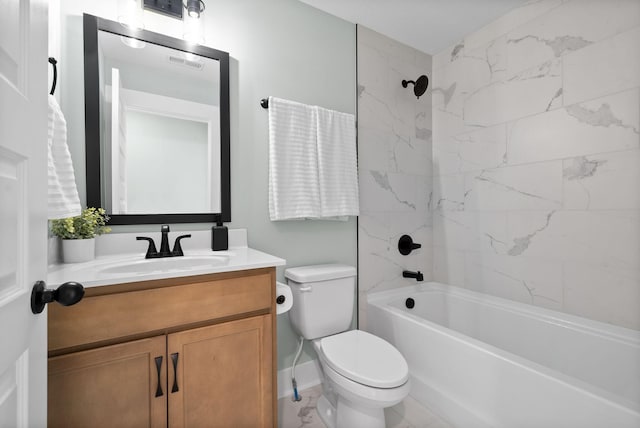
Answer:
286;264;410;428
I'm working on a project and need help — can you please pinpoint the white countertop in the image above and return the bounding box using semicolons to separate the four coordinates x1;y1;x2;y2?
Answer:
47;229;285;288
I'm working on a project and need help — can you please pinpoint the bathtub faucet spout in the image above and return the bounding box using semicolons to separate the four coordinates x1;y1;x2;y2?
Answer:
402;270;423;282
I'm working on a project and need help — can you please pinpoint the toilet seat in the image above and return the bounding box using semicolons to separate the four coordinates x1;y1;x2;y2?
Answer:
319;330;409;388
321;356;411;409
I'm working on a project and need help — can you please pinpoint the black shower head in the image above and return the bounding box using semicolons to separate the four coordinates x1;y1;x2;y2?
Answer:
402;74;429;99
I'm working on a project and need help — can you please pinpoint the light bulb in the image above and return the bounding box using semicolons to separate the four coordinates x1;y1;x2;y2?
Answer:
183;12;204;44
185;0;203;18
118;0;144;30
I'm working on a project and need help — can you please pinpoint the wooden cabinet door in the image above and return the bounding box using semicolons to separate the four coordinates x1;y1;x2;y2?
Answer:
48;336;167;428
168;315;273;428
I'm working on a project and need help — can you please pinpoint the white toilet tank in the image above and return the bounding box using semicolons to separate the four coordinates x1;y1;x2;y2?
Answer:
286;264;357;340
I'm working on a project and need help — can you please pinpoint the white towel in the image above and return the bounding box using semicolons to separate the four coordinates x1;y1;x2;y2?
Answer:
47;95;81;219
316;106;359;218
268;96;321;221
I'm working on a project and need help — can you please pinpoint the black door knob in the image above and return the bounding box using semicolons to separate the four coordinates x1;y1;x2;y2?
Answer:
31;280;85;314
398;234;422;255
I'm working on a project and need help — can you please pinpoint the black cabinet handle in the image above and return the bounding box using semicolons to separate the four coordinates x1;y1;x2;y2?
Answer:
154;356;163;397
171;353;179;393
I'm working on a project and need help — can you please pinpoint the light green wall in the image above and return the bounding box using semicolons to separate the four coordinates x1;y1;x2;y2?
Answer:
55;0;356;370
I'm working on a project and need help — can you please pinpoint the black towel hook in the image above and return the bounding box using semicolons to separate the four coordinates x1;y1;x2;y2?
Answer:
48;57;57;95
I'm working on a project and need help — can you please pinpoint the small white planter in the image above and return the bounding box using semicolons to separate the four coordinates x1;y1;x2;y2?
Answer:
62;238;96;263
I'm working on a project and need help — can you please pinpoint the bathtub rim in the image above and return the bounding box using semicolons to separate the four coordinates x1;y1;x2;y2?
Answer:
366;282;640;415
367;282;640;346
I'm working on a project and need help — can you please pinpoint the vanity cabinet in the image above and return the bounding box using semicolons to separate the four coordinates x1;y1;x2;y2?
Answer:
168;315;272;427
48;336;167;427
47;268;276;428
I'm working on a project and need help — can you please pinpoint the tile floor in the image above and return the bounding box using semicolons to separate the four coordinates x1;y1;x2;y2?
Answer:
278;384;454;428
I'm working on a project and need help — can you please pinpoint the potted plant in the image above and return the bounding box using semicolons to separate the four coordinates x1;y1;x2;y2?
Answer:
51;207;111;263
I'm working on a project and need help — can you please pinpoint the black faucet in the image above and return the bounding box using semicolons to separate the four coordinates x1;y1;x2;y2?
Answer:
402;270;423;282
137;225;192;259
159;225;172;257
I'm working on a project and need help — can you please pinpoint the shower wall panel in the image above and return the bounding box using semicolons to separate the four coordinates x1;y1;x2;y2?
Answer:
357;26;433;328
431;0;640;330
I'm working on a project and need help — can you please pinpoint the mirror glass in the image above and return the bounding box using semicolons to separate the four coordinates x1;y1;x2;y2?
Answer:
99;30;220;215
84;14;230;225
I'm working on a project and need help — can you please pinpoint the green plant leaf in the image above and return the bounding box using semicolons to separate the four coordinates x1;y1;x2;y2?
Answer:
51;207;111;240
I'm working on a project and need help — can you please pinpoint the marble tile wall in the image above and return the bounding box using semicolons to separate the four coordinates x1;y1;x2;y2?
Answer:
431;0;640;330
357;26;433;328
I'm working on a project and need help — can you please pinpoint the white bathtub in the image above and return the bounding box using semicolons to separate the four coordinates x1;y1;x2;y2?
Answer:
367;282;640;428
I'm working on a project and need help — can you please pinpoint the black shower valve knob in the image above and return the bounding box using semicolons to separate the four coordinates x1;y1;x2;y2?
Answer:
398;234;422;255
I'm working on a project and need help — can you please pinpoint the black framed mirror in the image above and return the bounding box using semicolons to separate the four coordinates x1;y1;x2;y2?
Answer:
83;13;230;225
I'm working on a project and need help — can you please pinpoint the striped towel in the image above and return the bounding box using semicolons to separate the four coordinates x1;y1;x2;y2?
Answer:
268;96;321;220
268;97;359;221
316;106;359;218
47;95;81;219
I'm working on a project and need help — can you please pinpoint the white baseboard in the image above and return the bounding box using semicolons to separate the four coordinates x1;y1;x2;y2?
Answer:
277;359;322;399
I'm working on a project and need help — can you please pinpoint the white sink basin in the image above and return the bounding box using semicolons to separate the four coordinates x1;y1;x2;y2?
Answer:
98;255;230;275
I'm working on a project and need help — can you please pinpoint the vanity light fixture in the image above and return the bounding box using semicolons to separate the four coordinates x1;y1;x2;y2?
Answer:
144;0;205;44
143;0;206;43
182;0;204;44
183;0;206;44
143;0;183;19
118;0;145;30
143;0;205;19
119;0;146;48
184;0;205;18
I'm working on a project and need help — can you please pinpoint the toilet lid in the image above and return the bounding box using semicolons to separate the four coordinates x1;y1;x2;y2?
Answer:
319;330;408;388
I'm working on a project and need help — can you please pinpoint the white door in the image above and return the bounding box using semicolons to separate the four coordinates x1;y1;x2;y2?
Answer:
0;0;50;426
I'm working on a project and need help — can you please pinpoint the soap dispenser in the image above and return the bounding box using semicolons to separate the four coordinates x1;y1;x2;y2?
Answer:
211;218;228;251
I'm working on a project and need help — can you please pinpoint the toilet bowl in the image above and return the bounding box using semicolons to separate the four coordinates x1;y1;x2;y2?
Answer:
285;264;410;428
313;330;410;428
